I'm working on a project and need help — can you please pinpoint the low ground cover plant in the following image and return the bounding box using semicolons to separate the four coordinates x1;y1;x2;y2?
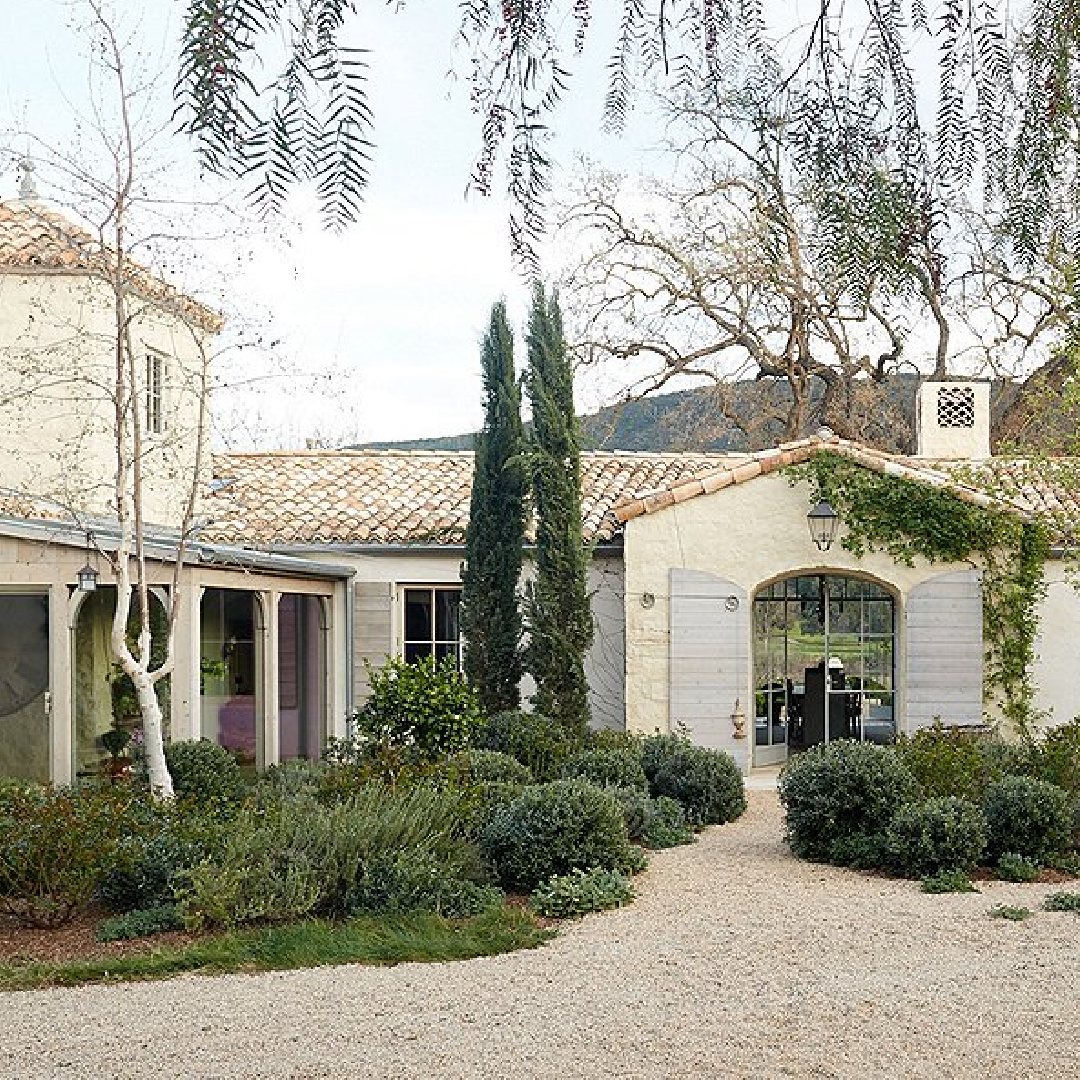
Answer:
529;866;635;918
1043;890;1080;913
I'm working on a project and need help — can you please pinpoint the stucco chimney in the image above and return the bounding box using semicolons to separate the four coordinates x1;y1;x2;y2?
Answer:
915;380;991;460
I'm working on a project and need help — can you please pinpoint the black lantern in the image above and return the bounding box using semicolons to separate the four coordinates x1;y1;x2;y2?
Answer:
77;533;99;592
807;500;840;552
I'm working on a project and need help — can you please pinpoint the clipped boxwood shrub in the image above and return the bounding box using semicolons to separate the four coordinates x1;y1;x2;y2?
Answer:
778;740;917;862
529;866;635;918
561;745;648;792
883;796;987;878
164;739;247;803
982;775;1073;864
473;710;579;781
645;738;746;826
453;749;534;785
479;780;638;891
606;786;694;849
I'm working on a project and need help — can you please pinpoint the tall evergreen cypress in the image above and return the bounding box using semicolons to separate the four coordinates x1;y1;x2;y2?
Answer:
525;283;593;735
461;300;527;713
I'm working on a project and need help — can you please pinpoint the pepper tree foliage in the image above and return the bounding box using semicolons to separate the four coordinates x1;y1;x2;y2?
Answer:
175;1;1080;267
790;451;1049;732
461;300;527;714
525;283;593;735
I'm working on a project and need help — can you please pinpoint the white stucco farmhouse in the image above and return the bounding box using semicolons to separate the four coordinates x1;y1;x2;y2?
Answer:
2;194;1078;784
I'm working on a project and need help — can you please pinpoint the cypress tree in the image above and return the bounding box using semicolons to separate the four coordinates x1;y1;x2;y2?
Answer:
524;282;593;735
461;300;527;713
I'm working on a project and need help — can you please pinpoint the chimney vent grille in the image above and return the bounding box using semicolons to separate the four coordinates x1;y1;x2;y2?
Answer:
937;386;976;429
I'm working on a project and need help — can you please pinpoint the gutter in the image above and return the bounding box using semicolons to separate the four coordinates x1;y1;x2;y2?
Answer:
0;514;355;581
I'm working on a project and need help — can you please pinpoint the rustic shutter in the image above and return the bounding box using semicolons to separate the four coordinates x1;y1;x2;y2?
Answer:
353;582;393;705
904;569;984;729
669;569;749;769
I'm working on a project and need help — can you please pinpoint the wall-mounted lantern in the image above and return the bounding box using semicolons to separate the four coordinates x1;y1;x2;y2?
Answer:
806;500;840;552
76;533;99;592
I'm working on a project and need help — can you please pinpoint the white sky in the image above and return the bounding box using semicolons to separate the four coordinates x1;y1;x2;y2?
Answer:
0;0;664;447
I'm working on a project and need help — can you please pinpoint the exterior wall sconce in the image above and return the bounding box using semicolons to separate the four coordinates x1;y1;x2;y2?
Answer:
807;500;840;552
640;591;656;609
76;533;99;592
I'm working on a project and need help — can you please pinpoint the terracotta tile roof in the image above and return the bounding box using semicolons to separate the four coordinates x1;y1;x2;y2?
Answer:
204;440;1080;549
0;201;223;332
611;433;1031;523
0;493;65;522
205;449;742;546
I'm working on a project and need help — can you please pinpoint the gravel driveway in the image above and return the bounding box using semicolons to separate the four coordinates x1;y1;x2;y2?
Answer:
3;790;1079;1080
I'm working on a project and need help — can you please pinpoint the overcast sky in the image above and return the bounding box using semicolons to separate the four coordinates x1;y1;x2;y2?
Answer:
0;1;665;447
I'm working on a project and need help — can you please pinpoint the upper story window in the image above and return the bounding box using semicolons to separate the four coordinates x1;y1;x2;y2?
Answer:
146;352;165;434
403;586;462;667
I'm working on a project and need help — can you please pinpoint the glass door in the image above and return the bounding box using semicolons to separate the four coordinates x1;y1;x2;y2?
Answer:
753;576;895;765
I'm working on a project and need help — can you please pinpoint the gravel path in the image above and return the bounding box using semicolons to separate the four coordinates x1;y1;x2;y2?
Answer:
4;791;1080;1080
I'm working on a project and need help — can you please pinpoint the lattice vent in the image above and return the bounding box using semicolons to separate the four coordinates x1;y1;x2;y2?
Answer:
936;386;975;428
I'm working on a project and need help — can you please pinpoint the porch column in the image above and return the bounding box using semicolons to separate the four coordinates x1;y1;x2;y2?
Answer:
51;585;74;786
171;582;203;742
262;589;280;768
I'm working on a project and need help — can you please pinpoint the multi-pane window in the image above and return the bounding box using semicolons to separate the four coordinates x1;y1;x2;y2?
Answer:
146;353;165;434
403;587;462;667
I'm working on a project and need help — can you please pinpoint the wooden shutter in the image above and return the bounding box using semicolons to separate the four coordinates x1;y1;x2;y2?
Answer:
669;569;749;769
904;569;984;729
353;582;393;705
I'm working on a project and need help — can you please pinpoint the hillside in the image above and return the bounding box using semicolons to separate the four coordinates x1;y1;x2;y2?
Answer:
355;376;1021;455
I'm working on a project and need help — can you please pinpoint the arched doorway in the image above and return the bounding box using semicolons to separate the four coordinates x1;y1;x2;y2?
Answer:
753;574;896;765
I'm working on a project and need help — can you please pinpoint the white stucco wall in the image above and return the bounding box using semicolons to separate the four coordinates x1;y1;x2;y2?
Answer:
333;547;626;728
621;471;981;748
0;271;213;526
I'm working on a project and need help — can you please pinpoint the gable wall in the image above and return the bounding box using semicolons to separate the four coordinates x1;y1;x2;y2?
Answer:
0;272;211;527
622;471;983;741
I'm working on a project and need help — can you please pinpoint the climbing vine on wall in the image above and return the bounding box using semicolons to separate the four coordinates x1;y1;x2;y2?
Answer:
788;452;1049;732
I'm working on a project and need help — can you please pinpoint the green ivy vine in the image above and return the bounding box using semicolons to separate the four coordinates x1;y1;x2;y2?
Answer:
789;452;1049;732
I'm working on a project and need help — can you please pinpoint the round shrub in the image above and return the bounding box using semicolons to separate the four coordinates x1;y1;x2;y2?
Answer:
883;797;987;878
646;739;746;826
454;749;534;785
893;724;989;801
479;780;637;891
561;746;647;792
473;710;579;781
164;739;247;803
352;655;482;759
778;740;917;862
982;774;1073;864
606;786;694;849
0;784;148;926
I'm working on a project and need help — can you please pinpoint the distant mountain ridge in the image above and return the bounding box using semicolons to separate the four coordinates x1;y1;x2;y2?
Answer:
355;380;913;454
354;376;1019;455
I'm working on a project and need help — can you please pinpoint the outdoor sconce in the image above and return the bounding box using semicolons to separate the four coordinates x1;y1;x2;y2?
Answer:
76;533;99;592
807;500;840;552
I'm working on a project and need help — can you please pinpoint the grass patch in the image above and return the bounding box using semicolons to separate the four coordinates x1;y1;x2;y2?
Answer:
0;905;553;992
989;905;1033;921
